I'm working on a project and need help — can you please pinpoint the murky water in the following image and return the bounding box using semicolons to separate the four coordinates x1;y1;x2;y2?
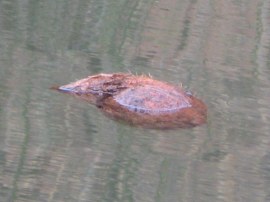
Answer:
0;0;270;201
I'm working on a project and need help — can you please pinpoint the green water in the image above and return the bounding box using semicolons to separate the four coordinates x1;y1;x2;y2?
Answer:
0;0;270;201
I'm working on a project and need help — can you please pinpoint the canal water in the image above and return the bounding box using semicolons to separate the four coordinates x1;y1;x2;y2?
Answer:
0;0;270;201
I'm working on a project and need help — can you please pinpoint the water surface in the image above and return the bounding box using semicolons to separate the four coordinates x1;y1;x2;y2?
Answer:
0;0;270;202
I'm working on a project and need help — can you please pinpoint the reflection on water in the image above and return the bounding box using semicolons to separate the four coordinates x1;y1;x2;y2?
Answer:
0;0;270;201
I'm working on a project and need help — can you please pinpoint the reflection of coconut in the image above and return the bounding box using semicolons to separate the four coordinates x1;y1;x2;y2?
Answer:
54;73;207;129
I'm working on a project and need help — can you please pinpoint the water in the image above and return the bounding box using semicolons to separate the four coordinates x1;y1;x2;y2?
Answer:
0;0;270;201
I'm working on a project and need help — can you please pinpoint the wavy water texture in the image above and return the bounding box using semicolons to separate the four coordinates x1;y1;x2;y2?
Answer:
0;0;270;202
